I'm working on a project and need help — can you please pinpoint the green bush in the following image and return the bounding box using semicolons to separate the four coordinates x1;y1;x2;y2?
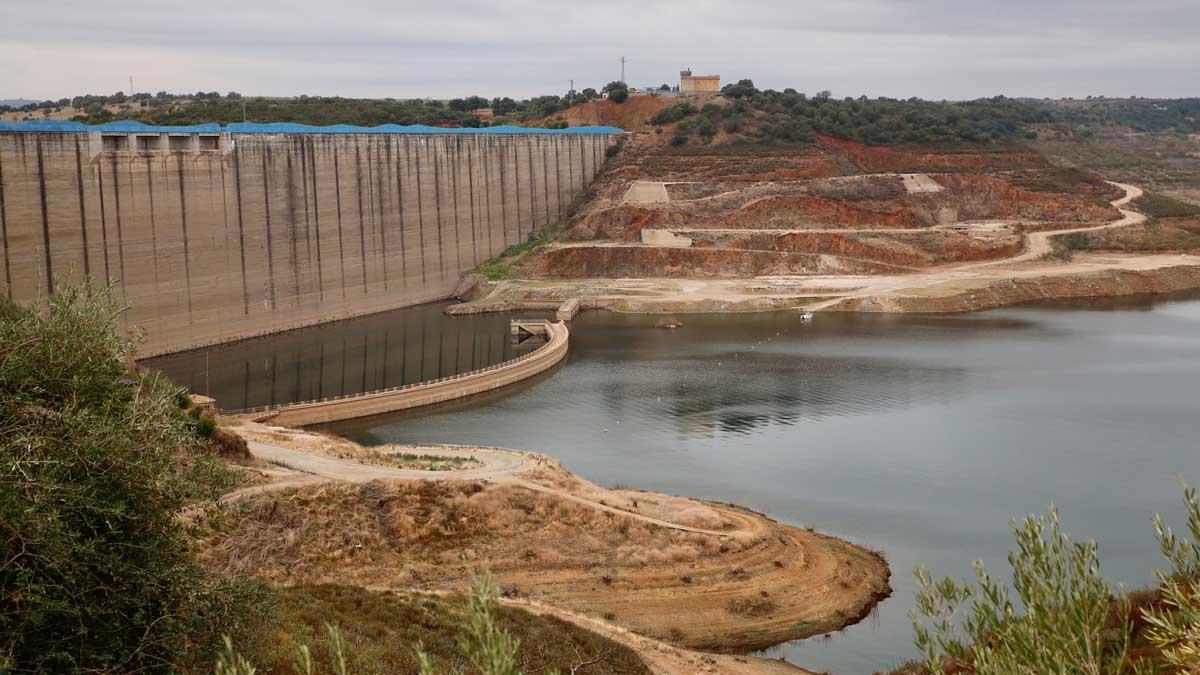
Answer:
1133;192;1200;219
0;282;261;673
908;482;1200;675
195;415;217;439
608;88;628;104
648;103;697;125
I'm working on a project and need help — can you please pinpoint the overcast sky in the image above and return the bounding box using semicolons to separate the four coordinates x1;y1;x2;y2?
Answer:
3;0;1197;101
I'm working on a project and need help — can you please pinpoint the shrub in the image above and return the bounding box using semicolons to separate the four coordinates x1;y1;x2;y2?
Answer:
908;483;1200;675
911;505;1132;674
721;79;758;99
0;282;259;672
195;415;217;438
1049;231;1091;260
1142;482;1200;667
608;88;629;104
648;103;696;125
1133;192;1200;219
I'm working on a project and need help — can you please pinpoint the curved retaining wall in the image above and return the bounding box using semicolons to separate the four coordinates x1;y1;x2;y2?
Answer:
240;320;568;426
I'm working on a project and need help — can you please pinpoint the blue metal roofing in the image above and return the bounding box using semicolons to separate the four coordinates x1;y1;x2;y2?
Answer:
0;120;622;134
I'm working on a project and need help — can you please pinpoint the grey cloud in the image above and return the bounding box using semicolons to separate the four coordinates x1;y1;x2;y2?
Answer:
1;0;1196;100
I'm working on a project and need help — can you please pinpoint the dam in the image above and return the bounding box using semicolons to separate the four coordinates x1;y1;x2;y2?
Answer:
0;120;620;356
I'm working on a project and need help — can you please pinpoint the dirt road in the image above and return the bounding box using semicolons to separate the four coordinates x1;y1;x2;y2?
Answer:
228;434;740;536
971;181;1144;267
804;180;1152;311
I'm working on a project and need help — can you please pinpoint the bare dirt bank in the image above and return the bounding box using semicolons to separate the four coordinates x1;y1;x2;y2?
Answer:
827;258;1200;313
201;425;890;670
452;182;1200;317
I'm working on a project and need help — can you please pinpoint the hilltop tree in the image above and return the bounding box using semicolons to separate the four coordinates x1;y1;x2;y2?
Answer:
721;79;757;99
604;80;630;103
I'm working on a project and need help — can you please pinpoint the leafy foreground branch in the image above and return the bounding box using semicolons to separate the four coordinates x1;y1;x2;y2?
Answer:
0;283;263;673
906;483;1200;674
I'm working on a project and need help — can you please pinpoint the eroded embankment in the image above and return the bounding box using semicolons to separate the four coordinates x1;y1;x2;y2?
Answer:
199;426;891;658
828;261;1200;313
521;245;913;278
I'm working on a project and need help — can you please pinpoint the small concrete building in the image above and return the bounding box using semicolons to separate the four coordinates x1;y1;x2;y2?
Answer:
680;69;720;92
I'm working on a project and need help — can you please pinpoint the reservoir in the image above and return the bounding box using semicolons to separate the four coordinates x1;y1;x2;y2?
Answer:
148;292;1200;673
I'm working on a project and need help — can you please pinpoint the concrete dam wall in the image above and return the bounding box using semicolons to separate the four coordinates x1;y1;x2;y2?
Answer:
0;124;618;355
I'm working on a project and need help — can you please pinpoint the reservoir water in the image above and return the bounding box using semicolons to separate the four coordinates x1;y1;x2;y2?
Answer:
149;293;1200;673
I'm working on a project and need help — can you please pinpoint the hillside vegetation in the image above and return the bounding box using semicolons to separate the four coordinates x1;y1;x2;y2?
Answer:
2;90;605;127
0;283;263;672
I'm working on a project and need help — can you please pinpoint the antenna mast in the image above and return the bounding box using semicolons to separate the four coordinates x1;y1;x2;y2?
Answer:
620;56;626;83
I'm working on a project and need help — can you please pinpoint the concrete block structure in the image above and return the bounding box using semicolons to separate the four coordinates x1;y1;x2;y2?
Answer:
0;121;619;355
680;69;720;92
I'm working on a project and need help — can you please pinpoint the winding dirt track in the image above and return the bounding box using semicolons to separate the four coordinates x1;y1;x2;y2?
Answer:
228;440;737;536
970;181;1144;266
806;181;1147;311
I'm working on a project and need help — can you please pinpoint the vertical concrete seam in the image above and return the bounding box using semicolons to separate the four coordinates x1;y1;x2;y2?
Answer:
175;152;194;319
73;138;91;276
232;142;251;314
110;155;129;301
261;147;278;310
353;141;368;293
35;140;54;297
95;152;111;283
0;150;10;298
414;136;428;284
333;141;348;298
432;139;445;277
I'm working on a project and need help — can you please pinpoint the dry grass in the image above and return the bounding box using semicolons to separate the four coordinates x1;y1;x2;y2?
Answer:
726;596;779;618
224;584;650;675
1067;217;1200;253
524;459;741;532
198;480;759;588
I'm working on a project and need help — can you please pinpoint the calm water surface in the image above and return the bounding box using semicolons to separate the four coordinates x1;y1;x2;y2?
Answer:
143;303;531;410
154;293;1200;673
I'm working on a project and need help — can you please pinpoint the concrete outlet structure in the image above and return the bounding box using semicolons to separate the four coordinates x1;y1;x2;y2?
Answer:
0;122;619;355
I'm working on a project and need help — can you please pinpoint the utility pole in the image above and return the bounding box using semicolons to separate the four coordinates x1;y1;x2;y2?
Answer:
129;75;133;94
569;79;574;96
619;56;626;84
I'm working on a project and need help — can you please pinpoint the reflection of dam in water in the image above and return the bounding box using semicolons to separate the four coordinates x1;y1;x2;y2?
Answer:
142;302;540;410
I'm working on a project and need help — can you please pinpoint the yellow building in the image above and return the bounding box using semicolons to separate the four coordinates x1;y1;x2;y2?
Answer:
680;69;720;92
